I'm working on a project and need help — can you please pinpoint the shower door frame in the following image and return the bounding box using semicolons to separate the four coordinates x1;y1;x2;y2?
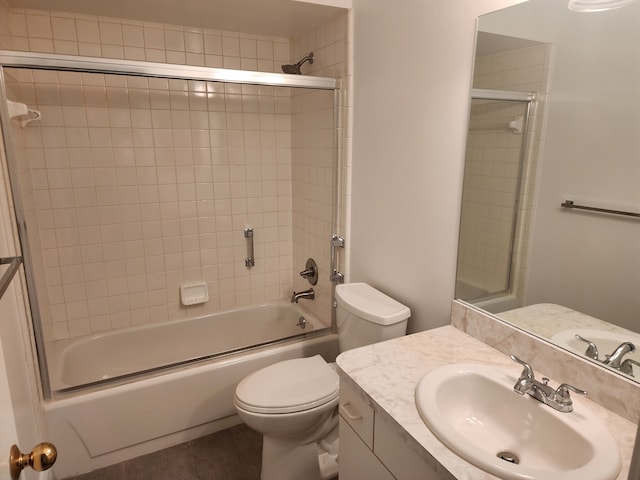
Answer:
457;88;535;304
0;50;342;399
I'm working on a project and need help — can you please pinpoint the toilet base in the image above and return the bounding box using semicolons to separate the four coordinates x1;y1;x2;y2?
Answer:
318;426;339;479
261;436;321;480
260;427;339;480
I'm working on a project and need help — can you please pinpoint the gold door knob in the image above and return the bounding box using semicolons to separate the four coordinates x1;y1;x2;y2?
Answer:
9;442;57;480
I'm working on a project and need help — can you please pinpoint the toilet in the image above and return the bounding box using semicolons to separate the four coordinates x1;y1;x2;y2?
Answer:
234;282;411;480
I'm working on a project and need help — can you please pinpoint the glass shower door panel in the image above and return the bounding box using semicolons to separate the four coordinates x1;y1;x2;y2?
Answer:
1;66;336;392
456;99;529;301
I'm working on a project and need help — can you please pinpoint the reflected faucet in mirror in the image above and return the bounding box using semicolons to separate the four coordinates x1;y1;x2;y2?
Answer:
575;335;637;375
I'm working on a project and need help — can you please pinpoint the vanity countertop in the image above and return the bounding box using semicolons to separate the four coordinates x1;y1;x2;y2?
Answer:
497;303;639;340
335;325;636;480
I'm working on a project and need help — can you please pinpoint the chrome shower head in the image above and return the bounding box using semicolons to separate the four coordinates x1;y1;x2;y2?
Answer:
281;52;314;75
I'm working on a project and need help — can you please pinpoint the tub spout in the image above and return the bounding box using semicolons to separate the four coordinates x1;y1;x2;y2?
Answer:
291;288;314;303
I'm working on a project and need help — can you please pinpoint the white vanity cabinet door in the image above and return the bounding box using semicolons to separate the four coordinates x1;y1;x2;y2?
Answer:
339;416;396;480
374;413;443;480
339;379;375;448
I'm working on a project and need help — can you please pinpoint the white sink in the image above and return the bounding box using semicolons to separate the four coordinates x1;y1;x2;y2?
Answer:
551;329;640;377
415;364;621;480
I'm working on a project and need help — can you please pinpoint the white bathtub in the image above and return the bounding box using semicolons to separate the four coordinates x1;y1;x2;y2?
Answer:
43;302;338;478
49;302;326;391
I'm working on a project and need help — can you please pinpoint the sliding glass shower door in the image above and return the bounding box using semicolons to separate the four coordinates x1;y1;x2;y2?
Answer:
0;53;340;396
456;97;531;302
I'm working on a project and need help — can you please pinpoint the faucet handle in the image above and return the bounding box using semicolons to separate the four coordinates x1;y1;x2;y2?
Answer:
298;258;318;285
620;358;640;377
510;354;535;379
554;383;587;402
574;334;600;360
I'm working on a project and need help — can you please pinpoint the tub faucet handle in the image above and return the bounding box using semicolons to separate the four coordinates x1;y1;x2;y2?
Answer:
299;258;318;285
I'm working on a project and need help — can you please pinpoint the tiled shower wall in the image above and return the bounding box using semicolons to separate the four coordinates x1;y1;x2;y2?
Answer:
1;7;348;343
290;15;348;324
457;43;551;299
0;0;11;49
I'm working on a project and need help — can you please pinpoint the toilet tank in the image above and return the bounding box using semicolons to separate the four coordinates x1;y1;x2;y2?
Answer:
335;283;411;352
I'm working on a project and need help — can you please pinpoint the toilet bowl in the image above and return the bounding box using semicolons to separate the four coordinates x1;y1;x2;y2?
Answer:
234;355;339;480
234;282;411;480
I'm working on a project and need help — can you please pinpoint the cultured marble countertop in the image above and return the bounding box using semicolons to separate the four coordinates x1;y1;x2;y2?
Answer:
336;325;636;480
497;303;640;341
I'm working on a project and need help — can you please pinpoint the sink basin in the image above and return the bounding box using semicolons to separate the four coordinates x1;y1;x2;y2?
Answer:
551;328;640;376
415;364;621;480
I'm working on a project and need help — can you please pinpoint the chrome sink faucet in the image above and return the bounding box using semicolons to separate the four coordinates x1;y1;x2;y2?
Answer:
575;335;637;375
290;288;315;303
603;341;635;369
510;355;587;413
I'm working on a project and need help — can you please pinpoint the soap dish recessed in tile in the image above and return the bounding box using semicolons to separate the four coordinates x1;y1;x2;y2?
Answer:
180;282;209;306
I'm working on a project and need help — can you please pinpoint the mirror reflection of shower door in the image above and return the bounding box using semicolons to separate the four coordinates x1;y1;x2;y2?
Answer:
456;98;530;302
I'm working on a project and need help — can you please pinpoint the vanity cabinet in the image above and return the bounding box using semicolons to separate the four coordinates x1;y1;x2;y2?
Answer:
338;380;443;480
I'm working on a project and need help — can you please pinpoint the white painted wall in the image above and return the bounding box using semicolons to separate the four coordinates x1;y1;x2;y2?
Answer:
349;0;524;332
526;4;640;331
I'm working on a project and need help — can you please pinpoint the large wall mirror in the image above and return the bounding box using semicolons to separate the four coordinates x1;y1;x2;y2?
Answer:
456;0;640;382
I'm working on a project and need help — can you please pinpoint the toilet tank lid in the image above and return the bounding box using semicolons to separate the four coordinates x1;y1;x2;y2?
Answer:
335;282;411;325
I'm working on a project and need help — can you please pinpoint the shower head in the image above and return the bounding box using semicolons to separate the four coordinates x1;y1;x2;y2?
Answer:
281;52;314;75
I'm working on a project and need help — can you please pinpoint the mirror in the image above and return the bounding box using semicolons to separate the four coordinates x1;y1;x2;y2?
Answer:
457;0;640;381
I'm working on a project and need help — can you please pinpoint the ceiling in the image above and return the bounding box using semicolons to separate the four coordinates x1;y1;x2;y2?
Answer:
7;0;347;38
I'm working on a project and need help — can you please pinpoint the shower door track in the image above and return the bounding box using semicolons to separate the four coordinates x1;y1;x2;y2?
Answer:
471;88;535;102
0;50;342;399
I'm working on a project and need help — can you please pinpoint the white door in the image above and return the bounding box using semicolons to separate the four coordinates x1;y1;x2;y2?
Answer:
0;285;51;480
0;339;20;480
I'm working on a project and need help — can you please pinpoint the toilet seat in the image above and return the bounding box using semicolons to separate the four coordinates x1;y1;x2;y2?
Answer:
235;355;339;414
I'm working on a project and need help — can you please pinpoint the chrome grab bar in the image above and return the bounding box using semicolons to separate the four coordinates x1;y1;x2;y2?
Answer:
0;256;22;299
330;235;344;283
561;200;640;219
244;227;255;267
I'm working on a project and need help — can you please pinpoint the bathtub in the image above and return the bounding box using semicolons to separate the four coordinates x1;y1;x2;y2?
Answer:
43;302;338;478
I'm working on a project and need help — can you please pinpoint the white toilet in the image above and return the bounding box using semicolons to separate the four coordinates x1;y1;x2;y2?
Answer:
234;282;411;480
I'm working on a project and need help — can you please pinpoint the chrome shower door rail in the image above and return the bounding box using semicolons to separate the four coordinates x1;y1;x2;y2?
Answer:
471;88;535;102
0;256;22;299
0;50;338;90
